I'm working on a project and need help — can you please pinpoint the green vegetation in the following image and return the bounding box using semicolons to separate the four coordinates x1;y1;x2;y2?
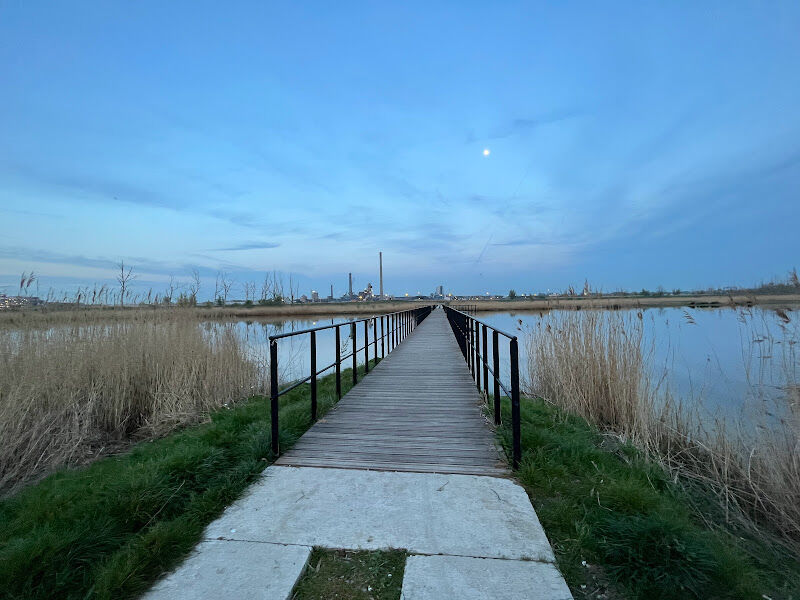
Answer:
291;549;405;600
0;363;375;600
496;397;800;600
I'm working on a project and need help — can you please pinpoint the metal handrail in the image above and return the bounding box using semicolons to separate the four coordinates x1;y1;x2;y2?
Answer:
443;306;522;469
268;305;434;456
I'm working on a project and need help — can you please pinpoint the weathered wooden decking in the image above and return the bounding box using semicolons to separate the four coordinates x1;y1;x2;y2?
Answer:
274;308;508;477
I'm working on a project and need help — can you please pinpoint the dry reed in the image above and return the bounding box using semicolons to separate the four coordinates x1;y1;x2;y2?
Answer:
525;309;800;557
0;314;267;494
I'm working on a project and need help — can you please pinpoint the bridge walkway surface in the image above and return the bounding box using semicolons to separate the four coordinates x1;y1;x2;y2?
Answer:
274;308;508;476
143;307;572;600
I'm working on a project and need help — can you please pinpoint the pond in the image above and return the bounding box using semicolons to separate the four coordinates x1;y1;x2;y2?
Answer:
231;305;799;423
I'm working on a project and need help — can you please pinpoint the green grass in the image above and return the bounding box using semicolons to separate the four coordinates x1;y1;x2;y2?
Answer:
496;397;800;600
0;361;377;600
291;548;405;600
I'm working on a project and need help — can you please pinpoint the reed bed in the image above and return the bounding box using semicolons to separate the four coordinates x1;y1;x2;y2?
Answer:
525;309;800;557
0;315;267;494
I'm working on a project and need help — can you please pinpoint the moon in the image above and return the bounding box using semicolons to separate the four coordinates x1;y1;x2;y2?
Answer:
483;148;490;156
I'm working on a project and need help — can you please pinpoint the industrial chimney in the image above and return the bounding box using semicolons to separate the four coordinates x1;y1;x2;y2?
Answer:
379;252;384;299
348;273;353;298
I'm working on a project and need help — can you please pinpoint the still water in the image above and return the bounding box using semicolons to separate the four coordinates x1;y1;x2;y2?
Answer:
229;305;799;420
479;305;799;419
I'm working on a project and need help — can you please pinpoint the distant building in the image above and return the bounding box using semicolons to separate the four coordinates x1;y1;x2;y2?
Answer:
0;295;43;310
356;283;374;301
311;290;319;302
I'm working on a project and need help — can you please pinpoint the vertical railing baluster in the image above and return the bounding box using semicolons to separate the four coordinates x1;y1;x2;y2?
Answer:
364;319;369;374
510;337;521;470
482;324;489;398
270;339;279;456
351;322;357;385
310;330;317;421
475;320;481;390
381;315;385;357
373;317;378;364
335;325;341;400
469;318;474;378
492;330;501;425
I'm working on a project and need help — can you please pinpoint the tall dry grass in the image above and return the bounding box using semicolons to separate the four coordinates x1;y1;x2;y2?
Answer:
525;309;800;557
0;315;267;494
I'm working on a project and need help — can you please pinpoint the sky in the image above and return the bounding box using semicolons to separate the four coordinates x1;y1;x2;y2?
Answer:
1;1;799;299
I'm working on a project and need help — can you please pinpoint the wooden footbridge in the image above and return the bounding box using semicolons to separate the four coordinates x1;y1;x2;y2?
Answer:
269;305;522;477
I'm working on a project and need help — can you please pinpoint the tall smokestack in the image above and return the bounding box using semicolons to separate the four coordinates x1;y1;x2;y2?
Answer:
348;273;353;297
331;284;334;299
379;252;384;299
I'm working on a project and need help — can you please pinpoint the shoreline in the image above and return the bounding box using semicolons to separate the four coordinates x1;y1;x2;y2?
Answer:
1;293;798;325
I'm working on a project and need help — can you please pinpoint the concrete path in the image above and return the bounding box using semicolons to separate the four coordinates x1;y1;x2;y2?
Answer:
144;466;571;599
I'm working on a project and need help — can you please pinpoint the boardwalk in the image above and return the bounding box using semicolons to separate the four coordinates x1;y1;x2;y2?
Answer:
275;307;508;476
145;307;572;600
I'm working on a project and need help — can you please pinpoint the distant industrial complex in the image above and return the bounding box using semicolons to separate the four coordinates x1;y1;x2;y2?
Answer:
300;252;451;304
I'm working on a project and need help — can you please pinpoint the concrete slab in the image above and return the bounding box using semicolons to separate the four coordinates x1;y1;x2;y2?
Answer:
204;466;554;562
401;555;572;600
141;540;311;600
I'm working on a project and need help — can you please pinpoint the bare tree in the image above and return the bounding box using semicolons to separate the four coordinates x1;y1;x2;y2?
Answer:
260;273;272;303
288;274;300;304
189;268;201;304
243;281;256;303
217;271;234;305
164;275;178;305
273;270;285;302
116;261;135;307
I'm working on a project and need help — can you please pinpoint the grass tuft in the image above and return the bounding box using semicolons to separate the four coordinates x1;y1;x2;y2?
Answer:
291;548;405;600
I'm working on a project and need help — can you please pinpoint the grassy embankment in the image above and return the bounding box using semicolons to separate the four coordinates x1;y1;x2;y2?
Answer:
0;300;433;327
0;363;375;600
496;398;800;600
464;293;800;312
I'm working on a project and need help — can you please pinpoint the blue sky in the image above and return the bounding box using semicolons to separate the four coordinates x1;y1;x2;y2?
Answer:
1;1;799;299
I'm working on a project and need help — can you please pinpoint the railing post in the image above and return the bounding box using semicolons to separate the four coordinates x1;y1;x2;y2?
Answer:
474;320;481;390
335;325;341;400
381;315;385;357
467;317;473;375
351;322;358;385
373;317;378;364
460;313;467;359
310;330;317;421
364;319;369;374
510;337;521;469
482;324;489;398
270;339;279;456
492;330;501;425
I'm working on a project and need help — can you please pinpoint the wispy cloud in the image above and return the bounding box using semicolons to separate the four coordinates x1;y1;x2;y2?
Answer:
467;109;584;143
212;241;281;251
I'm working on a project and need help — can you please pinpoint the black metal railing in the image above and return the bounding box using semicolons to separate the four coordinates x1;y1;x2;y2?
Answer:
268;305;434;456
442;306;521;469
450;304;477;314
